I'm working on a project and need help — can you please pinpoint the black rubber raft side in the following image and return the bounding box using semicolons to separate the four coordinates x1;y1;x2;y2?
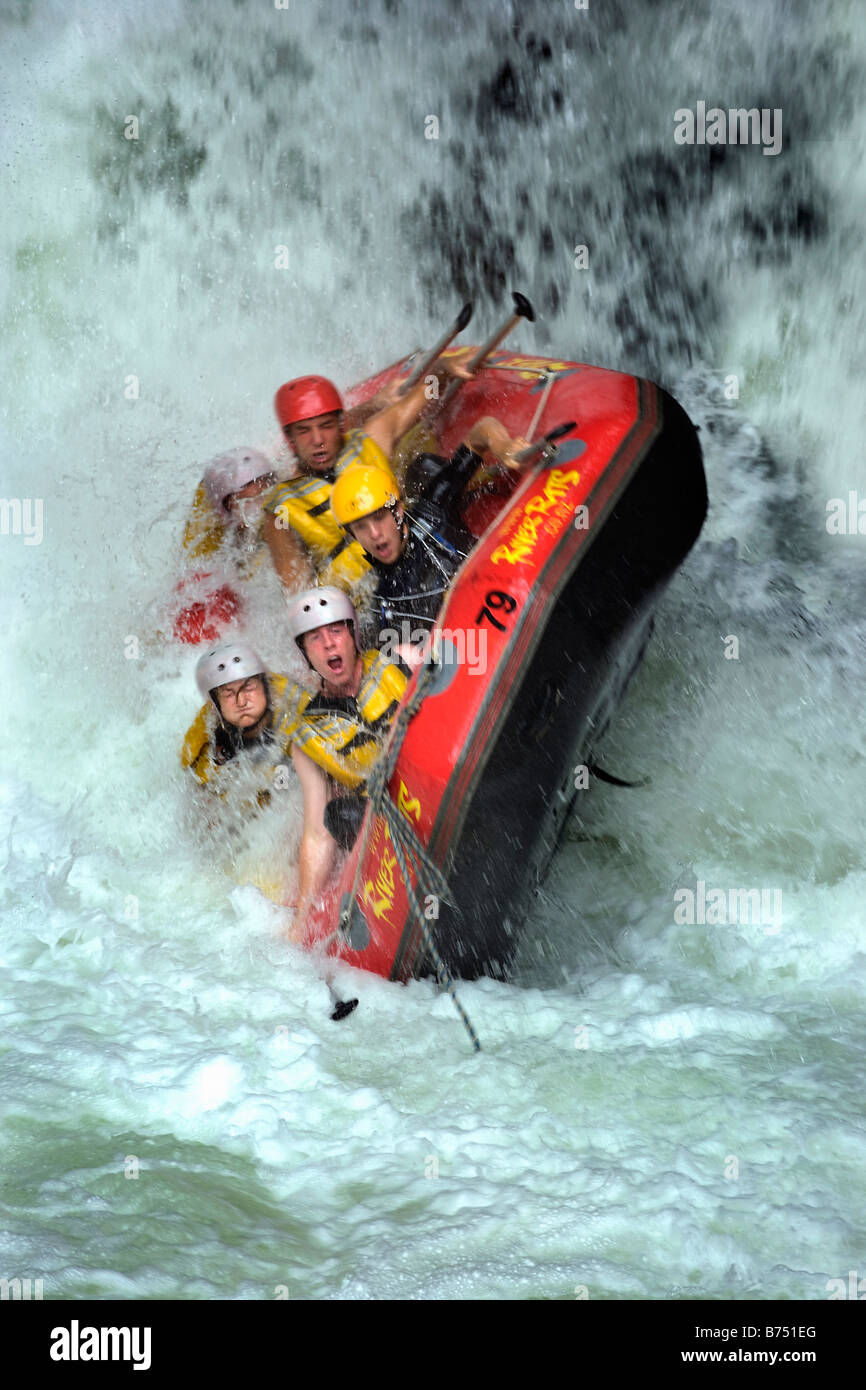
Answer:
402;382;708;981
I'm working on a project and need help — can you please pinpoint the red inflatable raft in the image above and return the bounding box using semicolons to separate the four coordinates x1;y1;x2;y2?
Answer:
302;345;707;982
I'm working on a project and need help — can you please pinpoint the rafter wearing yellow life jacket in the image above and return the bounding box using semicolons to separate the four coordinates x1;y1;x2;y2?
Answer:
263;471;370;589
180;652;304;904
181;448;278;577
182;480;227;561
290;648;407;791
263;432;398;590
181;671;300;791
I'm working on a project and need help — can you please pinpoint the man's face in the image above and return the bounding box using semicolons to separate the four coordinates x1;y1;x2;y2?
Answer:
301;620;358;688
350;506;405;564
225;474;275;528
285;412;343;473
215;675;268;730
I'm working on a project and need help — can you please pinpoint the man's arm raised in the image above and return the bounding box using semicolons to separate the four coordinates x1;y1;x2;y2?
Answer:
263;508;316;591
363;354;474;461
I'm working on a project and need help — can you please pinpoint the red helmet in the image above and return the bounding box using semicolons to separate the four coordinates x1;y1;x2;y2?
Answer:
274;375;343;429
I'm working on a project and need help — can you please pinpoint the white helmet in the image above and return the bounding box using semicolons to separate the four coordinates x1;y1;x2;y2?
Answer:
287;585;359;651
195;642;265;701
202;447;275;518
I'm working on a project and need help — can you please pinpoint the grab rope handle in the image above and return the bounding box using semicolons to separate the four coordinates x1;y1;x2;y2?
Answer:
340;664;482;1053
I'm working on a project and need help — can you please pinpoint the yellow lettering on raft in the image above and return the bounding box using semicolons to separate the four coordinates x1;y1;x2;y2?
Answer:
397;781;421;823
491;467;582;565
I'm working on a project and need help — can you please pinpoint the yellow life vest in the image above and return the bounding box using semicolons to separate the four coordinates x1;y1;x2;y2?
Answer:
181;480;270;580
180;674;305;906
286;650;407;791
181;673;303;790
264;469;371;589
182;481;228;561
335;428;395;479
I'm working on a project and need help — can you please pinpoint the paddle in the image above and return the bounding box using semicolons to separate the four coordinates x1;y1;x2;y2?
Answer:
512;420;577;466
437;290;536;411
321;955;358;1021
293;908;359;1021
328;986;359;1021
397;302;473;395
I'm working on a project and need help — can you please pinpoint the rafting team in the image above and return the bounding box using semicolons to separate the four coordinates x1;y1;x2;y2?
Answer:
180;355;529;941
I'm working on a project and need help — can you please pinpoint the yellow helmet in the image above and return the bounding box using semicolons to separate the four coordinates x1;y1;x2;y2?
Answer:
331;463;401;528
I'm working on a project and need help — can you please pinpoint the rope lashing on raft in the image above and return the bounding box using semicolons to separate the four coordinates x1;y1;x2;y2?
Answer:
341;662;482;1054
